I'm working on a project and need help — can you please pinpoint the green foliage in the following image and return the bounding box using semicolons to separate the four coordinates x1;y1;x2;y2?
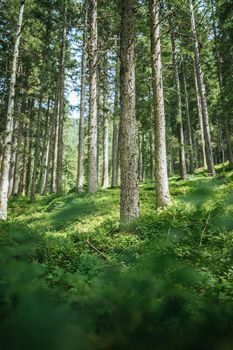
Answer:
1;171;233;349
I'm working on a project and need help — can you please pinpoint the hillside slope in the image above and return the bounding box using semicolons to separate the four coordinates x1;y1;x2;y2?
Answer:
1;169;233;349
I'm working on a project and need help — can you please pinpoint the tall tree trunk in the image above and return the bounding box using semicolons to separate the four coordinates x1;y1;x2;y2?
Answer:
77;14;88;192
41;134;51;195
87;0;98;194
30;20;52;198
169;130;174;177
51;84;60;193
119;0;140;223
18;120;28;196
0;1;24;220
101;111;109;189
189;0;215;176
193;136;199;169
170;31;186;180
149;103;155;179
138;133;142;181
101;54;109;189
224;118;233;167
142;133;145;181
8;119;18;198
11;120;22;196
111;121;119;187
38;98;51;194
97;95;101;186
210;0;233;167
25;102;34;196
111;63;120;188
183;64;194;173
30;92;43;198
42;102;54;195
56;4;67;195
138;132;145;182
211;0;223;89
150;129;155;179
149;0;170;208
193;61;206;168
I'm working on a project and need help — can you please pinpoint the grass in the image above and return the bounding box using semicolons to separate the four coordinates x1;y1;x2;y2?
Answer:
1;164;233;349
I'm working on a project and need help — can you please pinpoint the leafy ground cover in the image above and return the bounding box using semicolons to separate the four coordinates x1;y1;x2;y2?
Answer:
1;165;233;349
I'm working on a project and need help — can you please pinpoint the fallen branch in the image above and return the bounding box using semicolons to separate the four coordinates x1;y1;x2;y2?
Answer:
199;212;211;247
86;239;111;262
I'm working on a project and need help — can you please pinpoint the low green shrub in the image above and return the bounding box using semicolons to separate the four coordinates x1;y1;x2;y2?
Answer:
1;172;233;349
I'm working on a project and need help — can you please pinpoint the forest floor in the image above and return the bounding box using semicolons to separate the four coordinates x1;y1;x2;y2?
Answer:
1;164;233;350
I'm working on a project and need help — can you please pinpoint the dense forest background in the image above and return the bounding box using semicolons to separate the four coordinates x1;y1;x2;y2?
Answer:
0;0;233;349
0;0;233;209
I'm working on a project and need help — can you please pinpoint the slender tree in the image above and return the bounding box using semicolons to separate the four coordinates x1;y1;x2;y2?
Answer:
87;0;98;194
56;2;67;194
111;61;120;188
31;22;52;198
77;12;88;192
182;63;194;173
189;0;215;176
25;101;34;196
101;52;109;189
119;0;140;223
170;30;186;180
30;93;44;198
193;61;206;168
51;84;60;193
149;0;170;208
0;1;25;220
38;97;51;194
210;0;233;167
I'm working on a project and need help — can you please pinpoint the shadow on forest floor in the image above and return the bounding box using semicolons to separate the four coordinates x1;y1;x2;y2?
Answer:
11;189;120;234
8;165;233;237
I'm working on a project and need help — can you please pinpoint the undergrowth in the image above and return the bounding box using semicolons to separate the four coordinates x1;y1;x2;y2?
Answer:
1;166;233;349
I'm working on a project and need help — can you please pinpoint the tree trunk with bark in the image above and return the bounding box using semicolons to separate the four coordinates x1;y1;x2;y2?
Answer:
150;134;155;179
8;119;18;198
42;101;54;195
183;64;194;173
119;0;140;223
189;0;215;176
111;121;119;187
138;132;145;182
149;104;155;179
149;0;170;208
101;53;109;189
193;61;206;168
111;63;120;188
170;31;186;180
25;102;34;196
210;0;233;167
38;98;51;194
77;13;88;192
11;119;22;196
87;0;98;194
18;120;28;196
51;83;60;193
30;92;43;198
0;1;25;220
56;4;67;194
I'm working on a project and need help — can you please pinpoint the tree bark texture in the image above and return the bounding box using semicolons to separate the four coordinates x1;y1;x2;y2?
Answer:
87;0;98;194
0;1;25;220
149;0;171;208
77;13;88;192
189;0;215;176
119;0;140;223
